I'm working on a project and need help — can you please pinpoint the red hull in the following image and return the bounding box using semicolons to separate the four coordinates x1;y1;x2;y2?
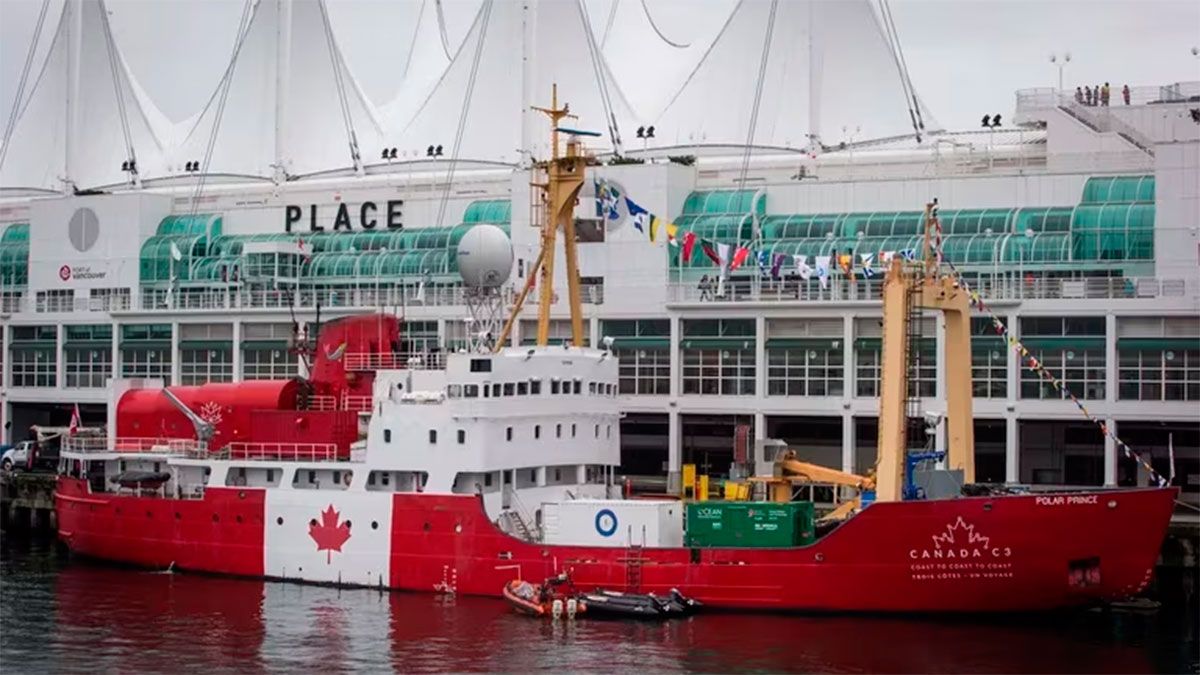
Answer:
55;478;1176;612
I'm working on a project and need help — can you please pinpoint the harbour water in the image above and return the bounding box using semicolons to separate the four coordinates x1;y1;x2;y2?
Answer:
2;535;1196;674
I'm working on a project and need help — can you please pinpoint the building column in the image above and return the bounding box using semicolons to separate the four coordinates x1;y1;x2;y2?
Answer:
436;318;446;350
842;412;855;473
1104;417;1117;487
56;321;65;390
1005;414;1019;482
754;315;766;399
589;317;599;349
111;322;121;381
667;409;681;493
669;315;681;398
754;412;765;444
843;315;855;400
170;321;181;386
1105;313;1117;405
232;321;243;382
1006;313;1020;401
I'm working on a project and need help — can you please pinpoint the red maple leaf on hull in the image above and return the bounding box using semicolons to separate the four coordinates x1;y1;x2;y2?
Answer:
309;504;351;564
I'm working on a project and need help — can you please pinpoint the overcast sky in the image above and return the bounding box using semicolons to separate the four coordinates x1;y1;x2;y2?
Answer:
1;0;1198;136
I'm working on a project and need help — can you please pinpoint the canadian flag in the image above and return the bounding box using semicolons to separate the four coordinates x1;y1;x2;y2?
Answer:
69;403;81;436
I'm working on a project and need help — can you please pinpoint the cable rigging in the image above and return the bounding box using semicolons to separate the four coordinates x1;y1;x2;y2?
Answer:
98;0;140;185
0;0;51;172
188;0;256;216
317;0;364;174
434;0;454;61
576;0;623;155
433;0;493;231
640;0;690;48
877;0;924;141
736;0;778;193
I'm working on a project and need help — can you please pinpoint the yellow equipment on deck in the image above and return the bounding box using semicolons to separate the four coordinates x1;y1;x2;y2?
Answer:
746;202;976;521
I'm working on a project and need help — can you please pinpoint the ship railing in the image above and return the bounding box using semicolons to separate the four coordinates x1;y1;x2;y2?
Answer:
62;436;205;455
342;351;447;372
306;393;376;412
212;442;341;462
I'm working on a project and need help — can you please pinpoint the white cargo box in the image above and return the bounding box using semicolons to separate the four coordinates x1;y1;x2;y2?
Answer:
541;499;684;548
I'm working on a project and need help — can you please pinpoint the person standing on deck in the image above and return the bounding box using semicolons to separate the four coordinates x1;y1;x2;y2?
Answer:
1122;84;1131;105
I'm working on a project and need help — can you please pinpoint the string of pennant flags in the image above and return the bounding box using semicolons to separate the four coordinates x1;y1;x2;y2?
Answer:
941;255;1170;488
596;179;916;290
598;181;1171;488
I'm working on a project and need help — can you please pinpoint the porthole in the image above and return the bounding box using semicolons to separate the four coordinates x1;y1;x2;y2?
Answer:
345;521;353;530
310;518;318;528
371;521;379;530
212;514;219;523
277;517;284;525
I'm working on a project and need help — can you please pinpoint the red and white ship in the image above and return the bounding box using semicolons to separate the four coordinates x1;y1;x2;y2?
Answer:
54;105;1176;613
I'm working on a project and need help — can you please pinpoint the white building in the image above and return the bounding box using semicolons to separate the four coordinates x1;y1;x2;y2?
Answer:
1;0;1197;501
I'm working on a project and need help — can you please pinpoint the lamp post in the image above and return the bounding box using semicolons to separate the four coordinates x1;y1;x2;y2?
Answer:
1049;52;1071;94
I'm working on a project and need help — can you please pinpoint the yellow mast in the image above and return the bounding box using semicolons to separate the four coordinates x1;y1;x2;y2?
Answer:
494;86;590;350
874;203;975;502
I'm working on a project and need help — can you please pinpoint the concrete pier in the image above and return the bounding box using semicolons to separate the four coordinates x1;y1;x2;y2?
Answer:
0;472;58;533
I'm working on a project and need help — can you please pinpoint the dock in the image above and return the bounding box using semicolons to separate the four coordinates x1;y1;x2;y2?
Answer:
0;471;58;532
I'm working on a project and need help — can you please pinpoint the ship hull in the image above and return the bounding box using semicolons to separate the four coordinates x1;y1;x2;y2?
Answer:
55;478;1176;613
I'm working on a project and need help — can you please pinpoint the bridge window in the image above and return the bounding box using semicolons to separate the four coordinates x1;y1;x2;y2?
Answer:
492;383;501;398
470;358;492;373
384;429;392;443
534;425;541;440
573;380;582;394
551;379;561;394
571;424;577;438
429;430;438;444
517;381;529;395
530;379;542;395
503;383;514;396
506;427;513;441
464;384;479;398
457;429;466;444
556;424;562;438
448;384;462;398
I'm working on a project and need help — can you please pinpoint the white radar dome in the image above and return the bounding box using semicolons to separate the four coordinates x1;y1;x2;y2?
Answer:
456;224;513;288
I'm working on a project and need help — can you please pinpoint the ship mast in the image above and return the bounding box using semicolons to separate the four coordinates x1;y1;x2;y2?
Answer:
495;85;591;349
874;203;976;502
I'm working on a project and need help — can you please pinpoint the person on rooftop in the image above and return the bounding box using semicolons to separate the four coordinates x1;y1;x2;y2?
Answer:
1101;82;1111;106
1075;87;1084;104
1085;86;1093;106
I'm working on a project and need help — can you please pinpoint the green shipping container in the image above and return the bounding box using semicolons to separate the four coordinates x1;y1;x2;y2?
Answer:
685;501;815;548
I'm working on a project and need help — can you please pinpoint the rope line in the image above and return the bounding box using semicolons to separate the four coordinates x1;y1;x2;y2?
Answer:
0;0;50;171
189;0;255;216
577;0;622;154
639;0;690;48
735;0;778;202
98;0;137;181
434;0;454;61
434;0;492;230
936;243;1170;488
317;0;361;172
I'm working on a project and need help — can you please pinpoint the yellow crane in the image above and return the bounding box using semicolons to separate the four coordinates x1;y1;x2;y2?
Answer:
749;202;976;519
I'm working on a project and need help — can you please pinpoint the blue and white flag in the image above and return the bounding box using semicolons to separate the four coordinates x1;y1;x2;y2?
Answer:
815;255;831;289
599;181;622;220
756;250;771;274
860;253;877;279
625;197;649;234
899;248;917;261
795;255;812;280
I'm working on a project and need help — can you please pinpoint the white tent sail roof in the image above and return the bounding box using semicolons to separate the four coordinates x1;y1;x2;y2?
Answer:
166;0;383;182
644;0;932;152
0;0;172;193
384;0;639;166
0;0;937;190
